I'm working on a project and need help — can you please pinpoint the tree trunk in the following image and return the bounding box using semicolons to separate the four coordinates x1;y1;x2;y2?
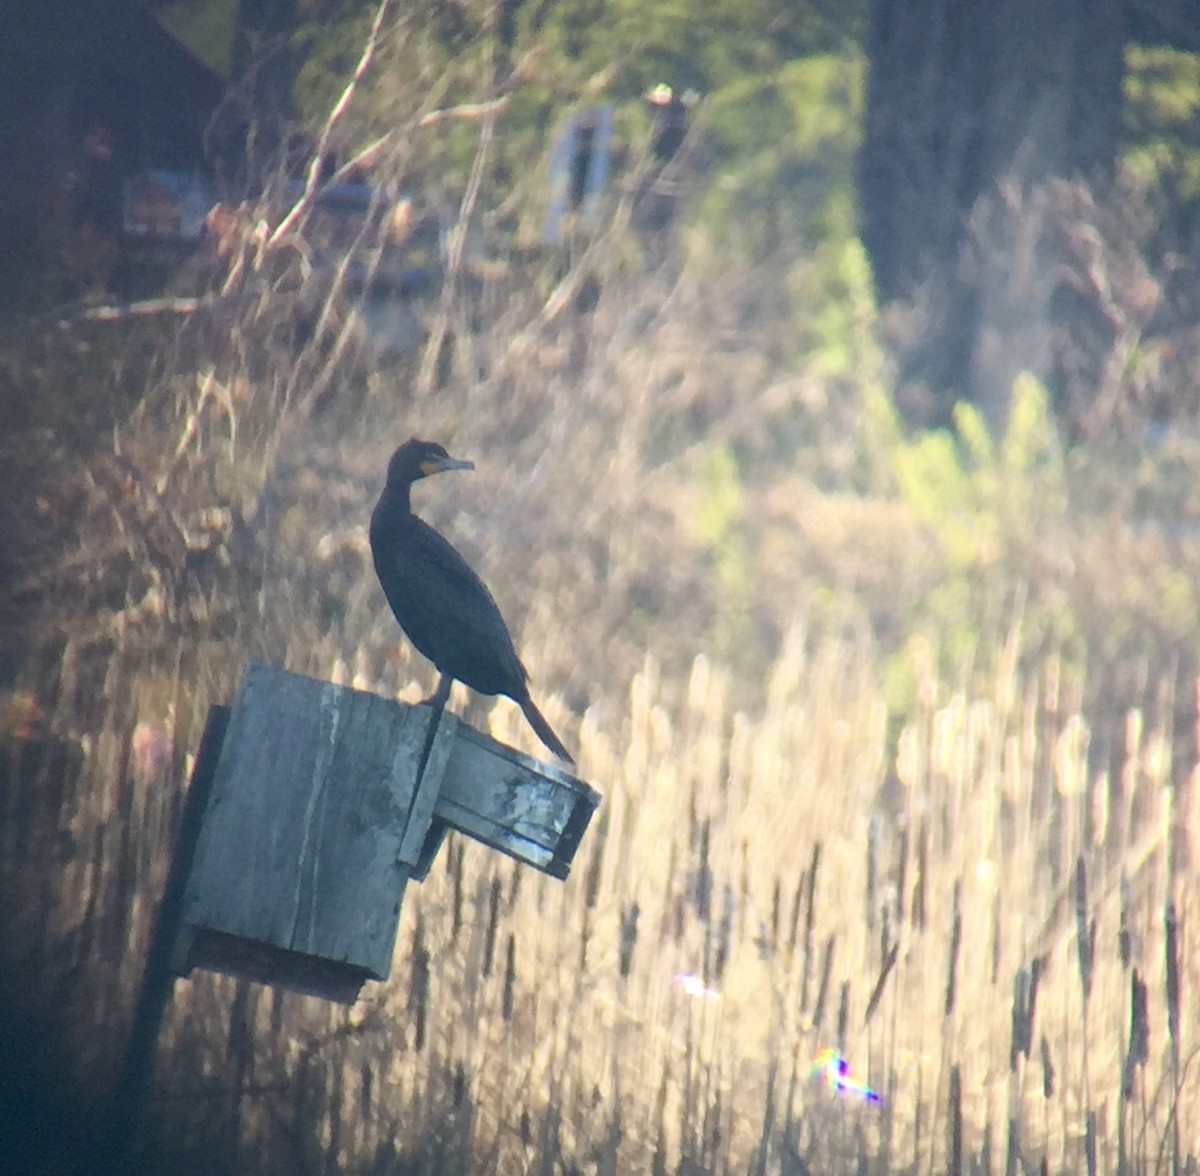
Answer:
859;0;1125;431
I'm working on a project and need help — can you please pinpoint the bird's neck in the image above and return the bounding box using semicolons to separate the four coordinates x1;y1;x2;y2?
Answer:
378;479;415;519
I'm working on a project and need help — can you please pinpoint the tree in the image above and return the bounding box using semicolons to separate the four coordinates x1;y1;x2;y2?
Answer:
859;0;1126;430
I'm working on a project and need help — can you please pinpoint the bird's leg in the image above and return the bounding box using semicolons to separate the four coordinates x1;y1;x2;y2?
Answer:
420;673;453;709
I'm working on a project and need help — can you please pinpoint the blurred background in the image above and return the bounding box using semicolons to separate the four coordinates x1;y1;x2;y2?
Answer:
1;1;1198;1172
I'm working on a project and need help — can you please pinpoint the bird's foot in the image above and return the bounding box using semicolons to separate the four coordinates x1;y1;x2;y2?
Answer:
419;674;454;709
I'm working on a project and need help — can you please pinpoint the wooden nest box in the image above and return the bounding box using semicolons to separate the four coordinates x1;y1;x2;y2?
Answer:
171;663;599;1003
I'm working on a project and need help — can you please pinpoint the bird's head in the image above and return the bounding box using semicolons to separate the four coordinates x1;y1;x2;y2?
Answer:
386;438;475;487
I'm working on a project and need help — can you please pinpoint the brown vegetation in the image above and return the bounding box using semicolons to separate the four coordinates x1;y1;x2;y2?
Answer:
1;54;1197;1176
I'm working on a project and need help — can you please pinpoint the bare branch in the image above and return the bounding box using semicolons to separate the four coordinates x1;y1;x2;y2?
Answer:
418;96;510;128
81;295;218;321
267;0;398;248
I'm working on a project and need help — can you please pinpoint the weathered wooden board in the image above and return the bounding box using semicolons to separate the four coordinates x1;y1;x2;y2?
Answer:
397;710;459;866
172;662;601;1002
434;725;601;879
177;663;451;993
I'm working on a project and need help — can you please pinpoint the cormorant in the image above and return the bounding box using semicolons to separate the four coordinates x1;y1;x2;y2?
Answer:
369;438;574;764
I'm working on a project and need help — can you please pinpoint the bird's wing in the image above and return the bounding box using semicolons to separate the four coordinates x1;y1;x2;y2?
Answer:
378;520;529;691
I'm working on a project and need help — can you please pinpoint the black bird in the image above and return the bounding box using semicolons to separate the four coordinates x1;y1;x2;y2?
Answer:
369;438;574;764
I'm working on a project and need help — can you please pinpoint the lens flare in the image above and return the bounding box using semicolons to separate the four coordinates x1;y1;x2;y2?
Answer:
811;1048;882;1103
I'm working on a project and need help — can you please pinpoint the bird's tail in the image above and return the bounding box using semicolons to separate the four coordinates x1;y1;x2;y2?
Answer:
520;697;574;765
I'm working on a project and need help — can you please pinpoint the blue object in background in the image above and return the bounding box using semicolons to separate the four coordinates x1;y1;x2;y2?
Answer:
543;105;614;244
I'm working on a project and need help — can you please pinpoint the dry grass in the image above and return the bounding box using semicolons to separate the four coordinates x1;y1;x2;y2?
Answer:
5;610;1195;1173
1;115;1198;1176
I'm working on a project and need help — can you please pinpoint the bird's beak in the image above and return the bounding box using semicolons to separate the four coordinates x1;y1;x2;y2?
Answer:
420;454;475;477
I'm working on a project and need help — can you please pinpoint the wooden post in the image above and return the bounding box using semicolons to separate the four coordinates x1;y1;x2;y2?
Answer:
93;705;231;1173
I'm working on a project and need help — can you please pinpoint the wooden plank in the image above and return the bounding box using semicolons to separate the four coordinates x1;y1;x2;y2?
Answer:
181;663;441;982
412;819;449;881
434;725;601;878
396;706;459;866
177;928;369;1003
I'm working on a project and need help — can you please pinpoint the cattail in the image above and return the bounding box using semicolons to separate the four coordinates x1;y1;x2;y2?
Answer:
740;838;750;925
911;817;928;931
1010;961;1041;1069
1074;856;1094;1003
1122;967;1149;1099
707;1085;725;1167
1039;1034;1054;1098
837;981;850;1052
1005;1114;1020;1176
1118;872;1132;968
948;1065;963;1176
753;1062;776;1176
798;842;821;1009
786;870;804;962
618;902;640;978
812;934;834;1032
664;842;682;942
360;1061;372;1118
702;898;714;989
410;915;429;1051
696;818;712;921
945;878;962;1017
482;874;501;977
865;940;900;1025
579;906;591;973
502;932;516;1021
714;884;733;983
1165;900;1180;1069
652;1070;669;1176
866;815;880;930
1030;958;1043;1026
227;980;253;1084
770;877;781;952
508;857;522;906
450;835;464;942
583;817;605;911
991;885;1003;985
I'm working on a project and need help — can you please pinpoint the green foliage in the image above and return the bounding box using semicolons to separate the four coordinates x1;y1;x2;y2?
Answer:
693;54;863;255
154;0;240;78
867;375;1076;710
694;443;742;547
532;0;860;99
1123;46;1200;205
291;2;390;129
692;444;758;664
681;51;869;375
283;0;867;242
797;231;878;379
290;0;501;183
871;373;1065;570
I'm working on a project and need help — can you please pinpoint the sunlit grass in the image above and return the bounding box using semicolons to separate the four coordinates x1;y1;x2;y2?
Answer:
1;144;1197;1174
112;620;1190;1174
